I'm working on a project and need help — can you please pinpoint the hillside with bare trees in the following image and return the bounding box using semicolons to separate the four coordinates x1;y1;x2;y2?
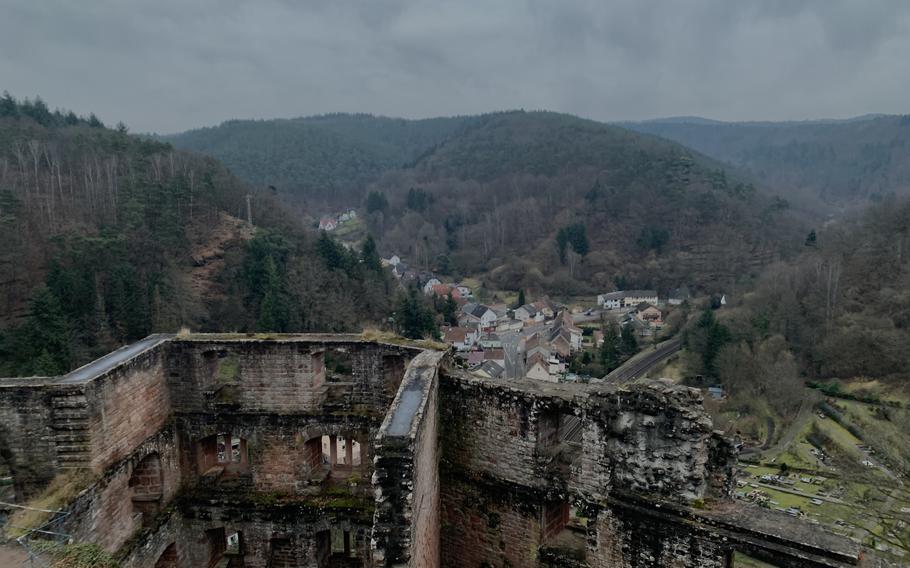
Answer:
0;95;398;376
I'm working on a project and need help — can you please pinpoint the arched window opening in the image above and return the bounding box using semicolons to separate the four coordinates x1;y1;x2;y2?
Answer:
319;435;367;478
199;432;249;479
154;543;177;568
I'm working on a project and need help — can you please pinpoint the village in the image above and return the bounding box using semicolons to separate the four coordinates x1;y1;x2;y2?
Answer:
380;252;692;383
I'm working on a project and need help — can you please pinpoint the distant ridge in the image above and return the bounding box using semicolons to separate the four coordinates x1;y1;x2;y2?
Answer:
619;113;892;127
623;113;910;205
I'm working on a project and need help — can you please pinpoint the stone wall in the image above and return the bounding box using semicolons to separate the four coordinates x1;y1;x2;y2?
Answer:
1;335;873;568
175;414;376;494
166;337;417;418
82;346;171;473
372;350;445;567
120;505;373;568
62;425;181;553
440;477;544;568
440;374;732;506
0;378;60;498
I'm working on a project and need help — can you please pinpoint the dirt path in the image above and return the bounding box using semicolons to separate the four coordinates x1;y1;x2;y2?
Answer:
188;212;254;302
0;543;28;566
760;399;813;459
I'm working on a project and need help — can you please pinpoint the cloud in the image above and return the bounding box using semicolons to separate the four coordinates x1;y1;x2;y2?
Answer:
0;0;908;133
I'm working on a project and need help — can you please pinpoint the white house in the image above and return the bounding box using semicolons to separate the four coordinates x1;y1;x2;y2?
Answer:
388;255;401;266
526;355;554;382
622;290;658;307
422;278;442;295
318;217;338;231
668;286;691;306
598;290;659;309
514;304;538;322
597;291;624;310
455;284;472;298
462;304;498;330
443;327;478;351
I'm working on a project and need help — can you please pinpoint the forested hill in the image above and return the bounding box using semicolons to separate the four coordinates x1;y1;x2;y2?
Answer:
161;113;478;208
0;95;397;377
366;111;804;295
623;115;910;207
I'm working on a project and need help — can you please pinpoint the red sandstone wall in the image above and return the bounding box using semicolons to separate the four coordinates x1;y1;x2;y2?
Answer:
440;380;547;490
409;370;440;567
64;427;182;553
84;349;171;473
440;480;542;568
166;341;327;415
0;381;59;498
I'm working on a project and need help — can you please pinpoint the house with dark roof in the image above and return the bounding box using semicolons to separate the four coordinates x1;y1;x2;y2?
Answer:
668;286;691;306
461;303;498;330
474;360;504;379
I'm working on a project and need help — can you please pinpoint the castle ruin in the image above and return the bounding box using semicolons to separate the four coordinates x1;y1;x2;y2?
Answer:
0;334;884;566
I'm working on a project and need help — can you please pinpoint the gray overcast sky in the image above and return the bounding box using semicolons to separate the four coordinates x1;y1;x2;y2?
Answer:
2;0;908;133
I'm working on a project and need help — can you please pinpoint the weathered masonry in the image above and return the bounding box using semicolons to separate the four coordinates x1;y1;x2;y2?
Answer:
0;334;889;567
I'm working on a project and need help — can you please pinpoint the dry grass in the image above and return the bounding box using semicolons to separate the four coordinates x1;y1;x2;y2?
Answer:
360;328;449;351
5;470;96;538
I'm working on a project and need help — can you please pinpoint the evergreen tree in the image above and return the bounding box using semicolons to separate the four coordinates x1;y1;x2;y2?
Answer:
360;235;382;272
599;323;621;371
516;289;526;308
805;230;817;247
395;288;439;339
441;293;458;326
365;191;388;213
16;287;72;375
0;91;16;117
620;324;638;357
406;188;431;211
257;257;293;332
556;229;569;264
689;309;731;378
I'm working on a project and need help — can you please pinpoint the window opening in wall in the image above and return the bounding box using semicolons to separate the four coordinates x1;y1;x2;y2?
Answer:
207;528;226;568
330;527;355;558
268;537;297;567
351;440;361;466
541;501;587;561
315;530;330;567
319;435;365;472
226;530;241;555
199;432;249;479
129;452;163;527
231;435;241;462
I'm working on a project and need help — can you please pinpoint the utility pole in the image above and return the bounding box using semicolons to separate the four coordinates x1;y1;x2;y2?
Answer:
245;193;252;226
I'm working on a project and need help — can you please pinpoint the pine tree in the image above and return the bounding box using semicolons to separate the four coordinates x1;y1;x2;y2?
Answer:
361;235;382;272
16;287;72;375
441;294;458;326
805;230;817;247
620;325;638;357
517;289;526;308
600;323;621;371
257;257;292;332
396;288;439;339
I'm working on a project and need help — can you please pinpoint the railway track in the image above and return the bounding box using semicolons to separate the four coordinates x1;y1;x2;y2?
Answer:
604;337;682;384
